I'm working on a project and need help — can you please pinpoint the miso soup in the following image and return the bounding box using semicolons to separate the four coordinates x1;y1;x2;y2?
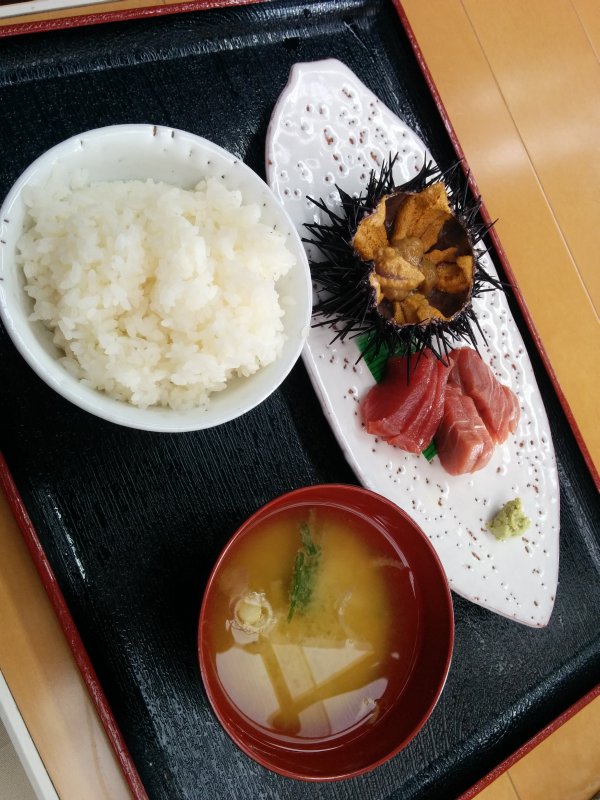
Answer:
203;504;419;743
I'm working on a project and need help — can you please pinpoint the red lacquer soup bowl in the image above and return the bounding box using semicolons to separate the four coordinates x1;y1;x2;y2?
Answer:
198;484;454;781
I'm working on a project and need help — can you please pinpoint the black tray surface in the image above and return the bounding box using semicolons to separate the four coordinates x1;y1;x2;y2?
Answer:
1;2;599;799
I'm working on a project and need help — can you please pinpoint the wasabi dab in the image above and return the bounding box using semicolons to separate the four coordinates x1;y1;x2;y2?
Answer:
487;497;531;540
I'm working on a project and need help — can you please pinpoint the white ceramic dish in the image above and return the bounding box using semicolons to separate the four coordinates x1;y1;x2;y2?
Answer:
266;59;560;627
0;124;312;432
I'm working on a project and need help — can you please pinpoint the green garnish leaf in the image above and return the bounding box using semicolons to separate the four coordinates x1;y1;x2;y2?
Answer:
357;331;437;460
421;441;437;462
288;519;320;622
357;331;407;384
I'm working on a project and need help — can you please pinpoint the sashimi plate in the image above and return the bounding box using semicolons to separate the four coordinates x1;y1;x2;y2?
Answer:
266;59;559;627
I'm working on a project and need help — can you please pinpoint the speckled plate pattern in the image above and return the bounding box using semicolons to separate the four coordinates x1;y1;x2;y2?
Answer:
266;59;560;627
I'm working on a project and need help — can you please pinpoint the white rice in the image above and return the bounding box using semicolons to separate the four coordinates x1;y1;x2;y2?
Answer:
17;173;295;410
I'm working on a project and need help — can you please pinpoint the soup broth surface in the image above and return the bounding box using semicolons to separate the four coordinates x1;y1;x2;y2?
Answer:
206;504;419;742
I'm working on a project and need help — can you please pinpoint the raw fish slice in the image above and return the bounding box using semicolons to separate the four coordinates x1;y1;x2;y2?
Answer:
490;383;520;443
501;384;521;438
448;348;520;443
386;356;450;452
391;351;446;437
412;356;452;443
361;351;436;439
435;386;494;475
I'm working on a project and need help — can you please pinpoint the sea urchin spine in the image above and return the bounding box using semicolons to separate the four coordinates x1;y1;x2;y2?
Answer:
303;156;503;370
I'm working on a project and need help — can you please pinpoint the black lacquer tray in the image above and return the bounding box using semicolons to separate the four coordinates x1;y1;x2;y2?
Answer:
1;2;599;799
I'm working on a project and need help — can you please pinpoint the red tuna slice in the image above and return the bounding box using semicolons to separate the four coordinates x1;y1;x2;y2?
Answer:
500;384;520;439
448;348;520;444
387;356;451;452
434;385;494;475
361;351;437;445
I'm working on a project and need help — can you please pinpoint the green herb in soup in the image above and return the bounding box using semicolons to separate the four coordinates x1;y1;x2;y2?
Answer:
288;514;321;622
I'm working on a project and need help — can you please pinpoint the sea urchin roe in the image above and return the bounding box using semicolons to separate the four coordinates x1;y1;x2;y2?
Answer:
353;182;474;325
487;497;531;540
206;506;419;741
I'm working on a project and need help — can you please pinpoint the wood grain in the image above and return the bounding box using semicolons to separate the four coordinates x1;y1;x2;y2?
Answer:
508;694;600;800
0;486;132;800
473;773;519;800
572;0;600;60
462;0;600;310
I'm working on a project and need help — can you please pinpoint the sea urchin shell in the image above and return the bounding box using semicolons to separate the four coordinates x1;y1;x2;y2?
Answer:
303;156;502;367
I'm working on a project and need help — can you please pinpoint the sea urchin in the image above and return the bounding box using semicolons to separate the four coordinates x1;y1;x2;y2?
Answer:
303;156;502;368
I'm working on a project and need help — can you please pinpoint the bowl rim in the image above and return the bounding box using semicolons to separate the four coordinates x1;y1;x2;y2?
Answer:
0;123;312;432
197;483;454;782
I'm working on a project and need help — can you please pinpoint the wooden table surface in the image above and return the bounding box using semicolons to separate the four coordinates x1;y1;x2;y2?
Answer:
0;1;598;798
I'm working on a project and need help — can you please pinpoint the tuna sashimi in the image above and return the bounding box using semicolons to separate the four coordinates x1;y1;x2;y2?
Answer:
386;355;451;452
435;385;495;475
361;351;437;442
498;384;520;442
360;344;519;473
448;348;520;443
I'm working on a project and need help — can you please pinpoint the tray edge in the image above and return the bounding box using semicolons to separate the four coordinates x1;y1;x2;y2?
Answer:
0;0;261;38
0;453;148;800
0;0;597;794
456;683;600;799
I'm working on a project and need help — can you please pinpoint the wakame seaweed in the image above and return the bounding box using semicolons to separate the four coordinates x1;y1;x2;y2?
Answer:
288;517;320;622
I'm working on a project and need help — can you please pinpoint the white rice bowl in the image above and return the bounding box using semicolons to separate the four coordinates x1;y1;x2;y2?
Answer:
0;125;311;431
18;174;294;411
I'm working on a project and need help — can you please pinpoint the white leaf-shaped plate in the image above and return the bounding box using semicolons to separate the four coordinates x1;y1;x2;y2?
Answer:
266;59;559;627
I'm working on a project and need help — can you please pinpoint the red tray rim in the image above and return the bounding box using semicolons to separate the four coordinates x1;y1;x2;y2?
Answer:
0;0;259;37
0;1;599;797
0;453;148;800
